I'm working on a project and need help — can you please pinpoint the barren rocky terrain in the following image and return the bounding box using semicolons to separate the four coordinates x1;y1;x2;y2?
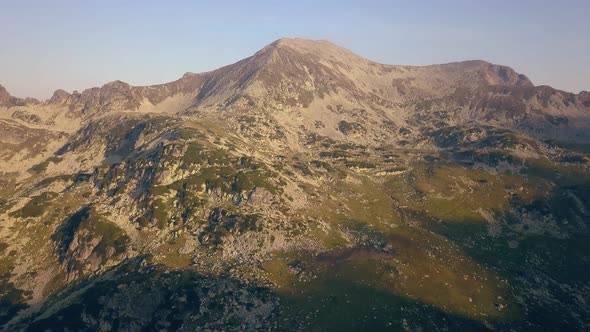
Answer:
1;38;589;331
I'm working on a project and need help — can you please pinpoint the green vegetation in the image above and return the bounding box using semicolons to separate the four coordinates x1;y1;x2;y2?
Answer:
178;143;279;194
384;162;542;223
0;247;29;326
150;198;174;229
200;208;260;247
29;156;62;174
337;120;364;135
6;107;590;331
298;89;314;107
52;206;129;273
344;160;376;169
10;191;59;218
319;150;350;159
22;260;278;331
263;225;513;330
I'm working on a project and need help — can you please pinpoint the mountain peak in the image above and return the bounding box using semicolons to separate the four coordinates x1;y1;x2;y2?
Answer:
481;63;533;87
181;72;198;79
49;89;71;104
0;84;18;105
0;84;12;103
181;38;539;110
264;37;357;58
270;37;337;48
103;80;131;89
0;84;38;106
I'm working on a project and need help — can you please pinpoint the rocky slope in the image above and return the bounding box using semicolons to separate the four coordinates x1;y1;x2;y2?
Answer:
0;38;589;331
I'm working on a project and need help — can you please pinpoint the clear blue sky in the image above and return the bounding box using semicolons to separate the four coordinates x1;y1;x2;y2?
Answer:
1;0;588;99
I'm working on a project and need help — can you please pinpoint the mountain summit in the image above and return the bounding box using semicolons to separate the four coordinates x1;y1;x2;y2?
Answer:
0;84;11;103
1;38;590;331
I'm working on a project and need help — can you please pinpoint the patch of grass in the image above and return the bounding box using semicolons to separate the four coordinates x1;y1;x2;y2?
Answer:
266;243;509;331
151;198;173;229
29;156;62;174
151;237;193;269
344;160;376;169
337;120;364;135
293;163;313;176
298;90;314;107
0;248;29;325
11;192;59;218
319;150;350;159
384;163;541;223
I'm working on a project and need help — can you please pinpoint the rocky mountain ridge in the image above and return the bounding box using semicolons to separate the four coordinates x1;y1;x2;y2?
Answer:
3;39;589;145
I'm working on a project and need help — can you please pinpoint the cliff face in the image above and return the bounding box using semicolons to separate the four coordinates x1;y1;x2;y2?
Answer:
1;38;590;331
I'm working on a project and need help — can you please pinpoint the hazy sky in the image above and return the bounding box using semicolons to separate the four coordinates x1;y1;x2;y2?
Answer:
1;0;588;99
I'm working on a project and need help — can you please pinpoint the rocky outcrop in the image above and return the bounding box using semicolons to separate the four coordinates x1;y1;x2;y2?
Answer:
48;89;71;104
0;84;11;104
0;84;24;107
0;84;38;107
247;187;275;207
52;206;129;280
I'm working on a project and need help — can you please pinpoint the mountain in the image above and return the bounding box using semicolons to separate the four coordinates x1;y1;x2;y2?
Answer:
1;38;590;331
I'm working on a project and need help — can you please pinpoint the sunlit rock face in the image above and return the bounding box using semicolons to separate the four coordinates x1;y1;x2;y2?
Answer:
1;38;590;331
